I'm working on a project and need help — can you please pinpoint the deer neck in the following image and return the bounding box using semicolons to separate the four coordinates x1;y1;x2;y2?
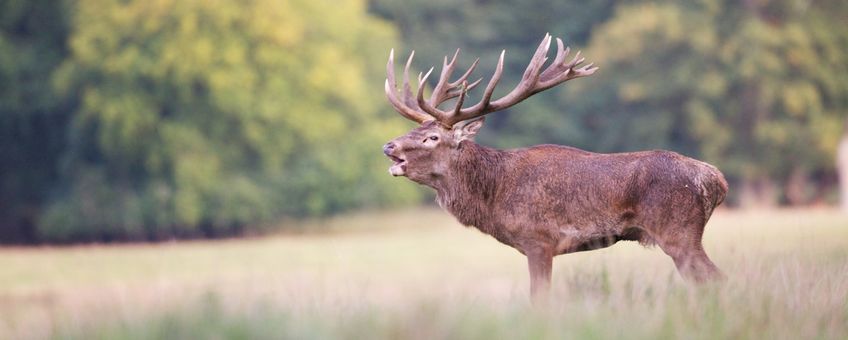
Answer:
434;141;506;228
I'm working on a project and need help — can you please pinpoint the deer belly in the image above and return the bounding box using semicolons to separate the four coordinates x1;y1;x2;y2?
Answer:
556;226;620;254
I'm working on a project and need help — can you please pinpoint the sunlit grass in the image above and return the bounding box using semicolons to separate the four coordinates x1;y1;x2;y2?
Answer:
1;208;846;339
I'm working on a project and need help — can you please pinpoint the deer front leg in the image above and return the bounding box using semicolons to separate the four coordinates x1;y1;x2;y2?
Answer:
526;248;553;302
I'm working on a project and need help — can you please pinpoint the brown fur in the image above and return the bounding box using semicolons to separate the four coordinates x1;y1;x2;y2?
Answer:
384;120;728;299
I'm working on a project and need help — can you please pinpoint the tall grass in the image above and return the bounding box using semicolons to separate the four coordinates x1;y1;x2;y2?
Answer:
1;208;846;339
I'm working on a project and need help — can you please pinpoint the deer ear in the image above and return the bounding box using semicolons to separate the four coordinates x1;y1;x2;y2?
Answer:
455;118;485;141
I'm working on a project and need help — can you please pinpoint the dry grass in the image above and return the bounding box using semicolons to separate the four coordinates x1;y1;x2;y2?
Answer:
1;208;846;339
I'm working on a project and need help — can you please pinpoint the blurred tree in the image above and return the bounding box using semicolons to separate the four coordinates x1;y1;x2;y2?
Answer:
839;122;848;212
35;0;421;242
0;0;70;242
571;0;848;206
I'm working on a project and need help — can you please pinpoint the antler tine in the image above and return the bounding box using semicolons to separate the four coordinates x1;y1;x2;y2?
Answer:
566;50;584;69
452;81;469;115
552;38;567;66
449;58;480;87
540;38;570;81
417;68;435;96
537;49;598;89
428;49;461;104
415;67;450;121
475;50;506;109
421;51;481;122
445;77;483;100
441;58;481;105
401;51;420;108
520;33;552;82
385;49;434;124
447;50;505;125
573;62;599;77
483;35;552;113
476;50;506;106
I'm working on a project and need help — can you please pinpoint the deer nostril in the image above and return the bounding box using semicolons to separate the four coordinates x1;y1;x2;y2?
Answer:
383;142;396;154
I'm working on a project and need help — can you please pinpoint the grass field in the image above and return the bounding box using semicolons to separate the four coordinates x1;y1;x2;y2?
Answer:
1;208;847;339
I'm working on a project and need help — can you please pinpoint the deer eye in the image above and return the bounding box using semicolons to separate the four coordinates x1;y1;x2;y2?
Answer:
424;135;438;143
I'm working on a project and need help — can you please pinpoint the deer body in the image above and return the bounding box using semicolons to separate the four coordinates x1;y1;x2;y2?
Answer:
383;34;727;299
437;142;726;254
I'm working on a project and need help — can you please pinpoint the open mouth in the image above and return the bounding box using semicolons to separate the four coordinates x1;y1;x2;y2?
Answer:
388;154;405;165
386;154;406;176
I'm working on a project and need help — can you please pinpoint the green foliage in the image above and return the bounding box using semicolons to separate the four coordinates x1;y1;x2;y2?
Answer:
32;0;422;242
0;0;70;242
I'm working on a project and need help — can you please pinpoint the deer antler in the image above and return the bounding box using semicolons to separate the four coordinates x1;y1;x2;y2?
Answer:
385;34;598;127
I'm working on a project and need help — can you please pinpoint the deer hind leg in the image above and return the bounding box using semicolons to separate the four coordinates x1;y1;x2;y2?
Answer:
664;242;724;283
652;221;725;283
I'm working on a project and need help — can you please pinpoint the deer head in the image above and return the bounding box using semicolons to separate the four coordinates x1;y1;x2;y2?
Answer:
382;34;598;185
382;119;484;184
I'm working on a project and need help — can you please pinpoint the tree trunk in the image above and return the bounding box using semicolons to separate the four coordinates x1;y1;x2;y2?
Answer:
785;166;809;206
838;128;848;213
738;177;778;209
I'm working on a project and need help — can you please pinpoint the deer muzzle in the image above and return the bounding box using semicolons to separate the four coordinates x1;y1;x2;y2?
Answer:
383;142;406;176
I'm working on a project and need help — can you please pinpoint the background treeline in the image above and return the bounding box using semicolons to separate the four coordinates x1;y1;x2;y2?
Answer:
1;0;846;243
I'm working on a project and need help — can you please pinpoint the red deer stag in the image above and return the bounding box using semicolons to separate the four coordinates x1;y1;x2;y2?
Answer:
382;34;728;299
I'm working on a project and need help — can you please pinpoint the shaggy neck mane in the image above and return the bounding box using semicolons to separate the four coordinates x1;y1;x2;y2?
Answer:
435;141;507;229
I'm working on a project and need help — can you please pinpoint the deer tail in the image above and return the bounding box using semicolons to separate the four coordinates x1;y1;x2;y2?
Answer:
700;163;728;215
687;158;728;218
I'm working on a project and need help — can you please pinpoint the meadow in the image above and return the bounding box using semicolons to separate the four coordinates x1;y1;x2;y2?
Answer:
1;208;846;339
